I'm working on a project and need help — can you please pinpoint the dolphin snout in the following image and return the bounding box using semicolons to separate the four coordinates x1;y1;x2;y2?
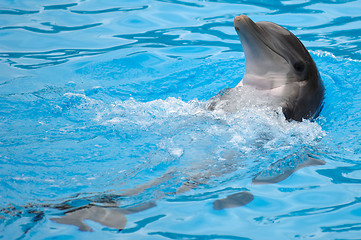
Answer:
234;15;254;31
234;15;250;22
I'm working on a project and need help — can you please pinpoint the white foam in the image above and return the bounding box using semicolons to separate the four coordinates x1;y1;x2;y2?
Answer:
312;50;361;63
94;88;325;170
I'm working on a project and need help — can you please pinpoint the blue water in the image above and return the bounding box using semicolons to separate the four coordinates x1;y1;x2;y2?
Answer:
1;0;361;239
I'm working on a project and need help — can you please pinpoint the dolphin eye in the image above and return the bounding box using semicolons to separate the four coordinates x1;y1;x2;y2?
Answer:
293;61;305;72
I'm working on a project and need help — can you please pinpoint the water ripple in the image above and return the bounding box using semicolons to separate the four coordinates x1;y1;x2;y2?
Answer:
306;16;361;29
0;46;120;69
155;0;205;8
0;22;102;34
318;164;361;184
70;5;149;14
114;22;236;44
0;23;240;69
122;215;166;234
43;3;78;11
0;9;39;15
322;222;361;233
148;232;251;240
255;197;361;224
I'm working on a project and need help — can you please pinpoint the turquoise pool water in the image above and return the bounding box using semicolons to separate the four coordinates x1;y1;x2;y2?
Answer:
1;0;361;239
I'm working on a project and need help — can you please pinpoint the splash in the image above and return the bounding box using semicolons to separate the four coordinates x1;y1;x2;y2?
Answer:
86;86;325;199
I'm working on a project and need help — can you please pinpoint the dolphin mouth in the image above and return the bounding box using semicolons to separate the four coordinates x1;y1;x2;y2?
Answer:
234;15;282;59
234;15;290;88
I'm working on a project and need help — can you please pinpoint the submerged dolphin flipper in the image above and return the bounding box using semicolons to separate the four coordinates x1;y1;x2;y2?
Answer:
51;205;128;232
51;202;156;232
213;191;254;210
252;155;325;184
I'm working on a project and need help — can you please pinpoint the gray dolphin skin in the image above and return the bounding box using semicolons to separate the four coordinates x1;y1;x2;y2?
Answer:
233;15;324;121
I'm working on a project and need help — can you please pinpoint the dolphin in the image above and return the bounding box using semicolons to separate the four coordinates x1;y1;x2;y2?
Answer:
2;16;327;233
212;15;325;121
48;16;327;231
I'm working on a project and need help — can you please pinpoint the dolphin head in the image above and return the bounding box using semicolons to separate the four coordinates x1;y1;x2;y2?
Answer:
234;15;324;121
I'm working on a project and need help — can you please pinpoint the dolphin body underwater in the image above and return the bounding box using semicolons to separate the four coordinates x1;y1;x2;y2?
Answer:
2;16;325;232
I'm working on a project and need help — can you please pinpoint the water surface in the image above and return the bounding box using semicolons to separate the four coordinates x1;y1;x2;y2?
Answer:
1;0;361;239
